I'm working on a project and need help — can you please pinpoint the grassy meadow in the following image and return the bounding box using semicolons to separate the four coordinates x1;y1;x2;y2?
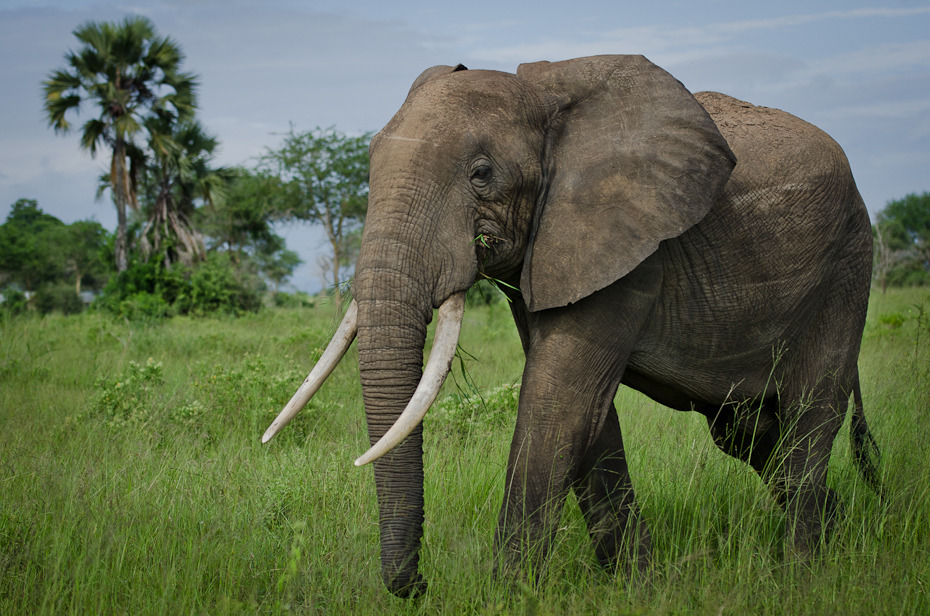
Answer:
1;287;929;614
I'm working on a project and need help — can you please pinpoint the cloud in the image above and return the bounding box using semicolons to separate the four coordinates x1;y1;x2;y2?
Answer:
472;6;930;67
809;39;930;77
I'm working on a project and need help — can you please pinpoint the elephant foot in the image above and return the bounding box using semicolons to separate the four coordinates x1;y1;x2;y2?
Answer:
383;569;427;599
784;487;843;559
591;516;653;582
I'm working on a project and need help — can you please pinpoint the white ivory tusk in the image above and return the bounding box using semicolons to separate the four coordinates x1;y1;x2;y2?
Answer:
261;300;359;444
354;292;466;466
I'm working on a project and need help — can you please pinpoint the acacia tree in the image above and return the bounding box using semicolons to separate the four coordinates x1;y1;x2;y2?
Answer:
199;168;284;260
260;126;371;301
198;167;302;290
43;16;197;272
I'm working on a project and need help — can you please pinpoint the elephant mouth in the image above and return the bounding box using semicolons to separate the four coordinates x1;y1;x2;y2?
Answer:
475;231;520;279
261;292;466;465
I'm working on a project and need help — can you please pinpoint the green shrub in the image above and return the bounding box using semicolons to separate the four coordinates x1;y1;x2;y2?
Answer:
117;291;174;320
878;312;907;329
97;252;262;319
33;283;83;315
178;252;262;315
1;287;28;316
886;261;930;287
91;358;164;429
272;291;316;308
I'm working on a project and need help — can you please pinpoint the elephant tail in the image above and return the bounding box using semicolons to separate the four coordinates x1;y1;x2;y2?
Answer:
849;371;884;500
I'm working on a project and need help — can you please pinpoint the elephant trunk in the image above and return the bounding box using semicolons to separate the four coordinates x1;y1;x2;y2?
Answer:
352;225;446;597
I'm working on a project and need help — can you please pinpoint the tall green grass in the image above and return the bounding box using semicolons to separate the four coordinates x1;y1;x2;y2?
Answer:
1;289;928;614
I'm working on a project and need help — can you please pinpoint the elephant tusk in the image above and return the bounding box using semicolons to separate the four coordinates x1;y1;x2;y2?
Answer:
261;300;359;444
354;292;465;467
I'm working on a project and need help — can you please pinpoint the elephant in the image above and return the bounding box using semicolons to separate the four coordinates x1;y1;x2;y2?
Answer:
262;54;883;597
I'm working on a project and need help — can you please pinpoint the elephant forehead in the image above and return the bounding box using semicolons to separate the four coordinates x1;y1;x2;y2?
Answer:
378;72;544;142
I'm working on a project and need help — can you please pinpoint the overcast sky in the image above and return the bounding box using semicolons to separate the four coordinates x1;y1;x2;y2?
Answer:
2;0;929;291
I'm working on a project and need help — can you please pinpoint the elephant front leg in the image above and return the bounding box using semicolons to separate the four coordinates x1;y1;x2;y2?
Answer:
572;404;652;576
493;309;643;582
494;390;585;581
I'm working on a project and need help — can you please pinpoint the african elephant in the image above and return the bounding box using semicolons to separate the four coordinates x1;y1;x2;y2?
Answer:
262;55;882;597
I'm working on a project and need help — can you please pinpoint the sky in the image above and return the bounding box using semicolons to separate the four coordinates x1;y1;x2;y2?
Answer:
1;0;929;292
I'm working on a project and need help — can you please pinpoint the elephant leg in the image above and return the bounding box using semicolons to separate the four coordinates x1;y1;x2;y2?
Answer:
494;269;658;581
705;398;781;475
571;403;651;575
767;383;846;556
494;342;628;581
767;250;867;555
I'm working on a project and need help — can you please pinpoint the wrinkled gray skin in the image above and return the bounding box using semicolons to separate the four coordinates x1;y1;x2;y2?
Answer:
352;55;881;597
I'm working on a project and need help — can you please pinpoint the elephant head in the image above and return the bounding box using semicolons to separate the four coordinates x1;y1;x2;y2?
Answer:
263;55;735;596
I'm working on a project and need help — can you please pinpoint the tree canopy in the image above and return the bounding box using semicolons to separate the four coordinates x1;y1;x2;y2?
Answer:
198;167;302;292
0;199;109;307
259;126;371;300
873;191;930;290
137;117;230;266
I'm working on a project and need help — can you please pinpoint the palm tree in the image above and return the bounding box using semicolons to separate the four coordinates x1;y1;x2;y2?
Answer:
139;116;229;266
43;16;197;272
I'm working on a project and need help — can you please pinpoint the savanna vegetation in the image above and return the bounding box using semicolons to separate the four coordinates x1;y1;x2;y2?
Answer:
1;287;927;614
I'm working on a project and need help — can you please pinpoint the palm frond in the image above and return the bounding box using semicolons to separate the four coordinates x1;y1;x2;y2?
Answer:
79;118;109;156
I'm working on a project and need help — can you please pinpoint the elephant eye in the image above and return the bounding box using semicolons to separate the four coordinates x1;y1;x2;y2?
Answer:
470;164;493;186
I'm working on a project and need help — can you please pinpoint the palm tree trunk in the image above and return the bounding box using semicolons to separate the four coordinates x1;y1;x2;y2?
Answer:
112;139;130;272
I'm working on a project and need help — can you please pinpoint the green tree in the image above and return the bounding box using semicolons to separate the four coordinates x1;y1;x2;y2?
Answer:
198;167;301;290
57;220;110;294
0;200;110;306
0;199;65;291
199;168;284;261
260;126;371;301
43;16;197;273
256;242;302;294
874;191;930;289
138;117;229;266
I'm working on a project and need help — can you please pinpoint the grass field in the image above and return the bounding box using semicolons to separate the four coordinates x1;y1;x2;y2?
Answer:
1;287;928;614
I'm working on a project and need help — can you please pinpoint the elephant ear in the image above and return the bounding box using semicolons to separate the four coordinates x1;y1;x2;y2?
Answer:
517;55;736;311
408;63;467;95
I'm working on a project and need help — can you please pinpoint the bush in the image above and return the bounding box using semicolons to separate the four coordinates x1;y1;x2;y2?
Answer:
97;252;262;319
429;382;519;439
91;358;164;429
272;291;316;309
33;283;83;315
177;252;262;315
1;288;28;316
886;261;930;287
117;292;174;321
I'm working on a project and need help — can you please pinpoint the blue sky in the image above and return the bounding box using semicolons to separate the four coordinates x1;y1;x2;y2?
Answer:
1;0;928;291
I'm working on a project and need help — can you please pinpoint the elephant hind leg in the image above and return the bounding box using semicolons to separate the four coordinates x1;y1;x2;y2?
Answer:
705;397;781;475
705;374;848;556
849;371;884;498
766;383;847;556
571;403;651;575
